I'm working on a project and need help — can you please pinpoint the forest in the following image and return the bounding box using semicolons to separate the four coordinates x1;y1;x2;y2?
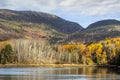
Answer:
0;37;120;66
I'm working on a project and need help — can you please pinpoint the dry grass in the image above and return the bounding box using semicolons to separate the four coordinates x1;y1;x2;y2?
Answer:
0;64;98;68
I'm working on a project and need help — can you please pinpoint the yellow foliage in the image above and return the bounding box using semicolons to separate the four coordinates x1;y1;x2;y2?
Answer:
0;41;11;51
0;37;120;65
58;44;85;53
101;51;107;64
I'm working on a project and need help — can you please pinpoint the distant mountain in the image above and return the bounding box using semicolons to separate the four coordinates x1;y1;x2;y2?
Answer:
65;19;120;43
0;9;83;42
87;19;120;29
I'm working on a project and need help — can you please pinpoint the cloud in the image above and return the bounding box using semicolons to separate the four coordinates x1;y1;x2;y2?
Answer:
60;0;77;7
59;0;120;16
0;0;120;16
0;0;59;12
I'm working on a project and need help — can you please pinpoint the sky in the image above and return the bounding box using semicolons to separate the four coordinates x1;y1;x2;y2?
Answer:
0;0;120;28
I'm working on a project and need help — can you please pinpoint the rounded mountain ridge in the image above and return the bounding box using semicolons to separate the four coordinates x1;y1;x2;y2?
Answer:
0;9;83;34
87;19;120;29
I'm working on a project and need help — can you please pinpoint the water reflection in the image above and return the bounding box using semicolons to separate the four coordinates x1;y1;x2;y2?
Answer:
0;67;120;80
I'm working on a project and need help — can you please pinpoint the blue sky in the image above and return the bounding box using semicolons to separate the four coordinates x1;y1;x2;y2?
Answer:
0;0;120;28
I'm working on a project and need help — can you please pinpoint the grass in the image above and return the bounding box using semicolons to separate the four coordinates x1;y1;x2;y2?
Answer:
0;64;119;68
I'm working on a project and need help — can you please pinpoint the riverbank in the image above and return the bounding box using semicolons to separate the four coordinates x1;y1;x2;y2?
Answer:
0;64;119;68
0;64;96;68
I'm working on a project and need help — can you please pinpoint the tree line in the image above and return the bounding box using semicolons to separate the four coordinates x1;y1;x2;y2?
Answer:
0;38;120;65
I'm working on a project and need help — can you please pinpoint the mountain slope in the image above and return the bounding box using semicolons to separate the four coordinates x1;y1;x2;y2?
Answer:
87;19;120;29
0;9;83;34
66;19;120;43
0;9;83;42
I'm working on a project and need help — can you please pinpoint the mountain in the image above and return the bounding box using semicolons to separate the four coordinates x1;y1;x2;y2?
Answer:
65;19;120;43
87;19;120;29
0;9;83;42
0;9;83;33
1;9;120;44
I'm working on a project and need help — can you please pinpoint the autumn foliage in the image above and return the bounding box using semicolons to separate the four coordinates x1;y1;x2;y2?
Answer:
0;37;120;65
58;37;120;65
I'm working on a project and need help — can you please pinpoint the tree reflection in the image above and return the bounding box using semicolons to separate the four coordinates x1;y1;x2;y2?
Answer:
0;67;119;80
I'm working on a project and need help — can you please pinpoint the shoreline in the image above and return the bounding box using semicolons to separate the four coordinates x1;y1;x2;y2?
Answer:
0;64;97;68
0;64;119;68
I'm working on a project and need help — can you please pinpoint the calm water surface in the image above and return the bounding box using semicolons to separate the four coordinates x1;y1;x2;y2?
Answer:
0;67;120;80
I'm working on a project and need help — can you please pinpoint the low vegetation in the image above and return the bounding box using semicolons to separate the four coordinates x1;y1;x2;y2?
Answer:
0;37;120;66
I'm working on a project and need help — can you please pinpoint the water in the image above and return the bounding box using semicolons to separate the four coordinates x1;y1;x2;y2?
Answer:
0;67;120;80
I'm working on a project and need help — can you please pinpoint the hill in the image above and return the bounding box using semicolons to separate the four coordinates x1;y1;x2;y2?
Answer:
65;19;120;43
87;19;120;29
0;9;83;42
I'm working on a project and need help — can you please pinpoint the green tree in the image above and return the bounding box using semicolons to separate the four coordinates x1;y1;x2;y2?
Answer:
0;44;13;64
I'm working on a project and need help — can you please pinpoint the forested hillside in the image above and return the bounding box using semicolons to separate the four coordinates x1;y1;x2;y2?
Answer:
0;9;83;43
66;19;120;43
